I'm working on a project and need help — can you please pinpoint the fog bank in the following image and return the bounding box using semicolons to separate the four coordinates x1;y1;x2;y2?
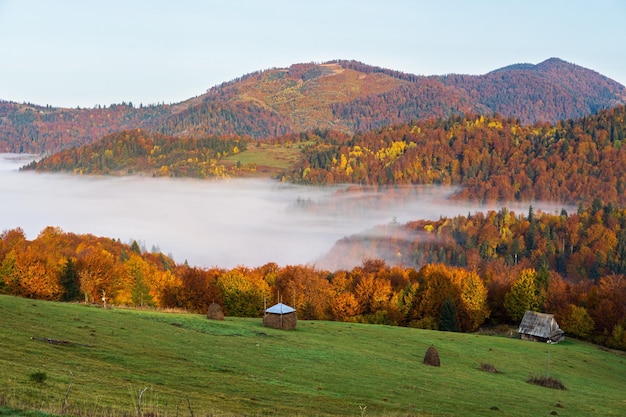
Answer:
0;154;565;269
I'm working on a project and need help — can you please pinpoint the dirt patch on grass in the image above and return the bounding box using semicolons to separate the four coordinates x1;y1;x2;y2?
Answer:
478;363;501;373
527;376;566;390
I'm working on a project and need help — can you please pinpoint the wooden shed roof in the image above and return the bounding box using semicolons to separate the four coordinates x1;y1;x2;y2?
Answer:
517;311;564;341
265;302;296;315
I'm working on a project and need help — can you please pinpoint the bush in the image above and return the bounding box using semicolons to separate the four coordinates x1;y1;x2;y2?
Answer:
29;371;47;384
410;316;438;330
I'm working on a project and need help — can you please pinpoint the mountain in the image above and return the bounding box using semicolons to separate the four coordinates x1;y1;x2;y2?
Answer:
0;101;169;154
437;58;626;124
1;58;624;154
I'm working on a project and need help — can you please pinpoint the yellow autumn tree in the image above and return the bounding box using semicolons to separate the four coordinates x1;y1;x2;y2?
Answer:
504;268;539;322
452;268;490;331
216;267;270;317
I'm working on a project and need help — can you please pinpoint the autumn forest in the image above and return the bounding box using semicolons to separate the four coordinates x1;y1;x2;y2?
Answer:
2;59;626;352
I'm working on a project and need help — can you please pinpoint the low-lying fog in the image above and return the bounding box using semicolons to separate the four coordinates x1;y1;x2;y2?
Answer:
1;154;564;269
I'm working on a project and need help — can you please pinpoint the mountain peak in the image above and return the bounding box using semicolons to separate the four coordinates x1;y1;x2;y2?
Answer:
1;58;625;154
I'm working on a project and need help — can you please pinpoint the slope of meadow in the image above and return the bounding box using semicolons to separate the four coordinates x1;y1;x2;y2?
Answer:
1;295;625;417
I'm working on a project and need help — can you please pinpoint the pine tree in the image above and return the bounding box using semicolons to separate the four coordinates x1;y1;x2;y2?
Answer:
439;297;458;332
60;258;80;302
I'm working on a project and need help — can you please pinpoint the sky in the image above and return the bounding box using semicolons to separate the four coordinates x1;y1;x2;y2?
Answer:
0;0;625;109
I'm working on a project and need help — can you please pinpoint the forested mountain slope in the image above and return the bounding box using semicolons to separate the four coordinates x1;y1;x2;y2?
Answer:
23;129;249;178
2;58;624;154
285;105;626;206
28;105;626;208
0;101;168;154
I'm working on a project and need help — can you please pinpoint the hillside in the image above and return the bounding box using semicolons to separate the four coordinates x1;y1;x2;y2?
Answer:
22;129;251;178
2;58;624;154
26;105;626;207
2;222;626;349
1;294;625;417
0;101;168;154
438;58;626;124
284;105;626;206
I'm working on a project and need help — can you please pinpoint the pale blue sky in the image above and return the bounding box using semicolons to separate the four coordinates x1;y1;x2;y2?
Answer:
1;0;624;108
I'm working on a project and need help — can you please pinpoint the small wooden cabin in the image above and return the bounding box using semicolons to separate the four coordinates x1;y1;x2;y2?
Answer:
517;311;564;343
263;302;297;330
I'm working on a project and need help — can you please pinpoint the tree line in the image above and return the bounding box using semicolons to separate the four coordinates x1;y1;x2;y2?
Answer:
1;208;625;350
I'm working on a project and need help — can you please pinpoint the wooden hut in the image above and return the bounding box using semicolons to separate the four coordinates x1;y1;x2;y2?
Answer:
263;302;297;330
206;302;225;320
517;311;564;343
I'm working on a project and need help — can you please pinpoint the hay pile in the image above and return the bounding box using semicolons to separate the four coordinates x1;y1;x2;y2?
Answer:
423;345;440;367
207;302;224;320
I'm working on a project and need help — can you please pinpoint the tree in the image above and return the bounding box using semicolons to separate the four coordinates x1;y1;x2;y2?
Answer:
60;258;81;301
455;269;490;331
439;297;458;331
354;274;392;316
504;268;539;322
123;254;157;307
560;304;594;340
330;291;360;321
76;245;127;304
411;264;458;327
216;268;269;317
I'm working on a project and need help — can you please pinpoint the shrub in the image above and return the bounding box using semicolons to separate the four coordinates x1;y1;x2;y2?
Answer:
29;371;47;384
410;316;438;330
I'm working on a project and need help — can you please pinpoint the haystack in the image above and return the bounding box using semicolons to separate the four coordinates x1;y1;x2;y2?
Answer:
207;302;224;320
423;345;440;367
263;302;297;330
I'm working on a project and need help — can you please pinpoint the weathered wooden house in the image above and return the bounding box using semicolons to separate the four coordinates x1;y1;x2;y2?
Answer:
517;310;564;343
263;302;297;330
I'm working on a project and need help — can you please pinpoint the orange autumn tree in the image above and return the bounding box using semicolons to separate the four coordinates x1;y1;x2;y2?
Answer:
75;242;128;304
273;264;333;320
328;270;360;321
0;227;71;300
410;263;489;331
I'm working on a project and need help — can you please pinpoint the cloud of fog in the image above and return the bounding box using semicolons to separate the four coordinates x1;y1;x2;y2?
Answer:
0;154;568;270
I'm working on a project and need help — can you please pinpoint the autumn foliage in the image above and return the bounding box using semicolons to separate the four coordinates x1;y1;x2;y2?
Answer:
2;214;626;350
2;58;623;155
286;105;626;206
24;129;251;179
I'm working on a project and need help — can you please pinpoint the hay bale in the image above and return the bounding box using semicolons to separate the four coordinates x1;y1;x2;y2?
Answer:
423;345;440;367
207;302;224;320
263;311;297;330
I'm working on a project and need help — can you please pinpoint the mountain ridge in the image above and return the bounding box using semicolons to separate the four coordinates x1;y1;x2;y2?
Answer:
1;57;624;154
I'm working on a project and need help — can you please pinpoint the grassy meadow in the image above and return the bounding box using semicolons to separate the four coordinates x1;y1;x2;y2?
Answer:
1;294;625;417
222;143;303;177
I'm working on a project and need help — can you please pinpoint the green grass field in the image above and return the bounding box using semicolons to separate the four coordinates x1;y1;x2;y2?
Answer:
1;294;625;417
222;143;302;176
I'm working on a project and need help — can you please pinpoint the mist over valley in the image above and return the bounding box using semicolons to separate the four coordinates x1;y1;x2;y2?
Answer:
0;154;563;270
